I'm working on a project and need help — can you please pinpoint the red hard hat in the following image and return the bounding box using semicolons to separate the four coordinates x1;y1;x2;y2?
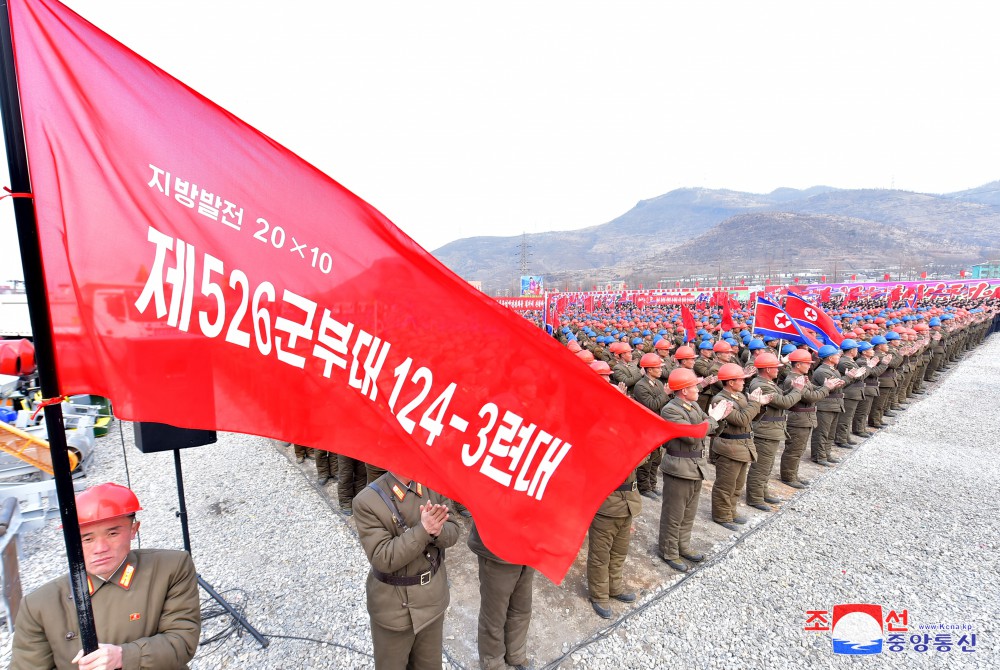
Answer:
712;341;733;353
640;353;662;368
608;342;630;355
654;339;672;350
788;349;813;363
753;352;781;369
674;345;696;360
590;360;612;376
914;323;929;332
567;341;583;353
576;349;595;364
667;368;700;391
717;362;749;381
76;483;142;527
0;338;36;376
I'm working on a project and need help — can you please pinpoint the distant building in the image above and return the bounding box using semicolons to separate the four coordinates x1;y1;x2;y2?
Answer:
970;260;1000;279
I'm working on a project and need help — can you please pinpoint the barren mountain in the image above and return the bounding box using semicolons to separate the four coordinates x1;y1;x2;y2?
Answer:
432;184;1000;292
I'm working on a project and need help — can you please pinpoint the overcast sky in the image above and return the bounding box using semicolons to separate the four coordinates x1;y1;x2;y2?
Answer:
2;0;999;282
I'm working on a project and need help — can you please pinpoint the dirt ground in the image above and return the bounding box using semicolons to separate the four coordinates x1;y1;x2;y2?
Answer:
278;439;840;668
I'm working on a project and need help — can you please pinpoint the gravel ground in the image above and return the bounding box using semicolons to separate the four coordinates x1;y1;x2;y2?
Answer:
0;336;996;669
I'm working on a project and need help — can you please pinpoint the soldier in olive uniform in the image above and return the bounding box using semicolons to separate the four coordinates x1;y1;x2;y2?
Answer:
12;483;200;670
632;353;671;499
316;447;338;486
467;522;534;670
746;353;804;510
869;335;901;427
609;342;642;396
834;339;871;448
709;363;768;529
693;342;719;412
658;369;728;571
354;471;460;670
337;454;368;514
810;345;847;466
780;349;834;488
587;360;645;619
853;342;886;436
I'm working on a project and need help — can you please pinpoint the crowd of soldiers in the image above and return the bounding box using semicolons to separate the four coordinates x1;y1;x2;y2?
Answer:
290;295;998;669
554;296;998;612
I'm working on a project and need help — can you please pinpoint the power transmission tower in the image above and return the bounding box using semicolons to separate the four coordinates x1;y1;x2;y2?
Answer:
519;232;531;276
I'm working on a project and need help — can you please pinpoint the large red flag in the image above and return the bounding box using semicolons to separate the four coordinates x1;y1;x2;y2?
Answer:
8;0;707;581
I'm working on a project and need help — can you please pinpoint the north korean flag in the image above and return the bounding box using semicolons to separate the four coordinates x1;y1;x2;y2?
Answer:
785;291;844;346
752;297;823;349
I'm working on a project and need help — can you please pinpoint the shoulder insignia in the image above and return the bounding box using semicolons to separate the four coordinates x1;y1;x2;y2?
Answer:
119;563;135;590
416;483;423;497
129;612;141;622
87;576;94;596
392;484;406;501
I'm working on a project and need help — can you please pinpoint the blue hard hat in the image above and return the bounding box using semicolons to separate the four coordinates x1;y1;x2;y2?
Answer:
885;332;901;341
698;341;714;350
762;336;776;343
740;329;751;338
642;329;651;336
840;338;858;351
742;335;752;344
748;340;767;351
653;335;663;344
781;343;797;355
871;335;888;345
631;337;644;346
818;344;840;359
857;341;873;352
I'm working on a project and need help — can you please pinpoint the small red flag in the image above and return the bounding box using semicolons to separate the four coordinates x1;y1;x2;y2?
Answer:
681;305;698;342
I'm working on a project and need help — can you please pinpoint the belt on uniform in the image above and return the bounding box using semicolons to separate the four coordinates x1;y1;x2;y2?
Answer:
615;481;638;491
719;432;752;440
827;392;844;399
756;416;786;422
790;406;816;413
666;449;703;458
372;552;441;587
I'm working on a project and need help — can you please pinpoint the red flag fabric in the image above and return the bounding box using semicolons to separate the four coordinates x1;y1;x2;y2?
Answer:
8;0;708;582
783;292;844;345
681;305;698;342
843;286;860;305
884;273;891;281
888;286;903;307
819;287;832;303
720;300;735;332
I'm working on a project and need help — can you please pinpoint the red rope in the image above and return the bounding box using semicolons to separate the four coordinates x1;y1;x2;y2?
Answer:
1;186;33;200
31;396;66;422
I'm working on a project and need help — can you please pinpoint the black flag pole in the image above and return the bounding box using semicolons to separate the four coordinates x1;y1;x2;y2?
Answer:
0;0;99;654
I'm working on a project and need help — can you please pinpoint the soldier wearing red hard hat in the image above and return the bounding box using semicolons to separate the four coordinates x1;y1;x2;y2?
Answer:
780;350;836;489
632;353;671;500
657;369;731;572
708;363;771;530
744;353;806;512
12;483;200;670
